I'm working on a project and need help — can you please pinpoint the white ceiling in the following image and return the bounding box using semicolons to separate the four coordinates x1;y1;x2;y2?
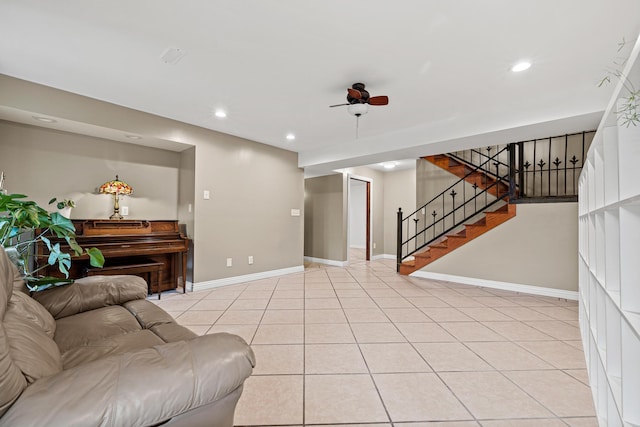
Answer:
1;1;639;175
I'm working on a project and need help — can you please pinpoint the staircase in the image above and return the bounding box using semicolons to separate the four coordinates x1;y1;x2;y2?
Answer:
424;154;510;198
398;203;516;275
397;147;516;275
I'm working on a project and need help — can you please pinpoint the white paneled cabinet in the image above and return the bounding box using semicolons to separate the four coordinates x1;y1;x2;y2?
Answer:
579;35;640;427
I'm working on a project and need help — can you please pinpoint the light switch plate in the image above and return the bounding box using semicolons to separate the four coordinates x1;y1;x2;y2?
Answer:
291;209;300;217
203;190;210;200
121;206;129;216
226;258;232;267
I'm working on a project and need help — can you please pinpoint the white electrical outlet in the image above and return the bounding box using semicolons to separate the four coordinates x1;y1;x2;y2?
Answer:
248;256;254;265
203;190;210;200
290;208;300;217
121;206;129;216
226;258;232;267
188;203;192;213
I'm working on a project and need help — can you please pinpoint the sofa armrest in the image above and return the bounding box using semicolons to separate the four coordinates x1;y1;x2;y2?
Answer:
32;275;148;319
0;333;255;427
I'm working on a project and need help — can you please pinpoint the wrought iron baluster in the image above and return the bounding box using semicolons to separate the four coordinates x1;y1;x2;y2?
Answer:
533;139;537;196
432;210;437;239
494;162;500;197
570;155;579;195
463;178;466;218
523;160;531;197
538;158;546;196
450;189;457;226
553;157;562;196
548;137;552;196
473;182;478;212
564;134;568;196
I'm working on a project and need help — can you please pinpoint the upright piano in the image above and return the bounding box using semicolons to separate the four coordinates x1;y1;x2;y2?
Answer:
37;219;190;293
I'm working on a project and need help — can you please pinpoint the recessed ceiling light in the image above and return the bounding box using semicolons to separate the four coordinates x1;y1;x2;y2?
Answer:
125;135;142;140
383;162;397;169
511;61;532;72
160;47;187;65
286;133;296;141
214;110;227;118
32;116;57;123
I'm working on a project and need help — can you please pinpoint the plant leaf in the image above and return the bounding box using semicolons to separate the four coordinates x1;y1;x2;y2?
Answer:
87;247;105;268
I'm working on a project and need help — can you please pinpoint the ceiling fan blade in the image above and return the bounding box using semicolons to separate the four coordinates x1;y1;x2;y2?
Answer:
347;88;362;99
368;95;389;106
329;103;349;108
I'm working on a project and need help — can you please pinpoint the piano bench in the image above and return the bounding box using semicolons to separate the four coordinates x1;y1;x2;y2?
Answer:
84;260;165;299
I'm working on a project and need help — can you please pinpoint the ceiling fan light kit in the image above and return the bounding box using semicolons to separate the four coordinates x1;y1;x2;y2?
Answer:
348;103;369;117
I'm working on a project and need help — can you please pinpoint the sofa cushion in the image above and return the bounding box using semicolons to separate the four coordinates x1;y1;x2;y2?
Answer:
0;327;27;418
3;304;62;383
61;329;166;369
33;275;148;320
8;291;55;339
54;305;142;354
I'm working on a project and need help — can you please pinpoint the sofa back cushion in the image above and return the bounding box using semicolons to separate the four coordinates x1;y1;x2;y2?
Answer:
4;291;62;384
0;248;28;417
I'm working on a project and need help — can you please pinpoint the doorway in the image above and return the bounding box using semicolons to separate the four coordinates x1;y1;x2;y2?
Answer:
348;176;371;262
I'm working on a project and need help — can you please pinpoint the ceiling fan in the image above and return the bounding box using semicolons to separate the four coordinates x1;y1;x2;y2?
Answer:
330;83;389;117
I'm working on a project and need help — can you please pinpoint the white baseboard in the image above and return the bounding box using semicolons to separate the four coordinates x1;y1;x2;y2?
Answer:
372;254;396;261
410;271;578;300
349;245;366;249
303;256;348;267
192;265;305;292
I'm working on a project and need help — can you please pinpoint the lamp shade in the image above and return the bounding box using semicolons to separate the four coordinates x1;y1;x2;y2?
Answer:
99;175;133;195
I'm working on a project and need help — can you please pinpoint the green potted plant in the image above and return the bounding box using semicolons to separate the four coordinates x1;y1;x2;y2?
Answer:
0;193;104;291
49;197;76;218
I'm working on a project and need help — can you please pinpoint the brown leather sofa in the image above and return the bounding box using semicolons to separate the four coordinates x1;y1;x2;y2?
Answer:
0;247;255;427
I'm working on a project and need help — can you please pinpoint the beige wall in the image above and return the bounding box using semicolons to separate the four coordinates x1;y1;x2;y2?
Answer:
0;75;305;284
191;131;303;283
304;174;347;262
415;155;577;291
382;167;416;255
0;120;179;220
422;202;579;291
177;146;196;238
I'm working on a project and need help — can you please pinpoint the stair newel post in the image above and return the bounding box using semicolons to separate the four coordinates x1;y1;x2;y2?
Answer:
396;207;403;272
413;218;419;253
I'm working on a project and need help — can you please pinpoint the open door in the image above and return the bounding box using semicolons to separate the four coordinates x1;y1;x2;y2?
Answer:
348;177;371;262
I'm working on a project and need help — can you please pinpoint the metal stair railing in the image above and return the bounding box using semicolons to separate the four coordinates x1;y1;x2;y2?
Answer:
397;146;510;272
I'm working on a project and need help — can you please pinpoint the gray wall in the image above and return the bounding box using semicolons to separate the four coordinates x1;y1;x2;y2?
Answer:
422;202;579;291
0;120;179;220
414;156;578;291
304;174;347;262
0;75;304;284
383;167;417;255
191;130;304;283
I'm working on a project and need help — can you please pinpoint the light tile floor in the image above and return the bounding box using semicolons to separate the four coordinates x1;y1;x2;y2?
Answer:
154;252;597;427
